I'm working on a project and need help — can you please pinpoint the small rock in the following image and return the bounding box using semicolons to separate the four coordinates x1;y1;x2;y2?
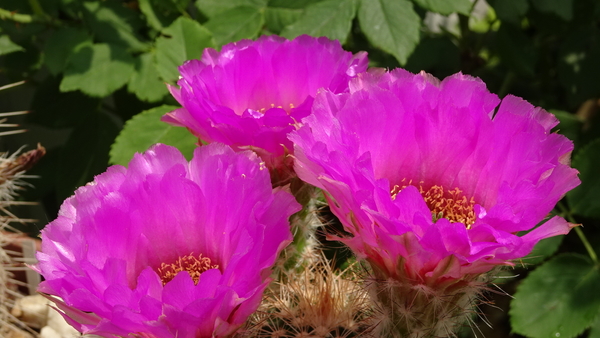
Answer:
11;294;49;329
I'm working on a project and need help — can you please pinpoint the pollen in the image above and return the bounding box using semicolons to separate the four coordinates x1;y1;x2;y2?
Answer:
157;253;218;286
392;179;476;228
257;103;296;114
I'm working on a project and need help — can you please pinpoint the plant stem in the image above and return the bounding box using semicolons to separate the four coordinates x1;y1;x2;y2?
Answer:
574;227;598;264
0;8;33;23
557;201;598;264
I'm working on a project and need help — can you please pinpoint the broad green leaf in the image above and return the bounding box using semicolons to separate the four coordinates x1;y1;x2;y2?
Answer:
139;0;178;31
82;1;149;52
196;0;267;17
488;0;528;25
110;105;198;166
268;0;325;9
590;318;600;338
567;138;600;218
155;17;215;83
358;0;420;65
549;109;582;145
56;111;120;200
60;43;135;97
43;27;92;75
128;52;169;102
495;24;536;77
510;253;600;338
531;0;573;21
412;0;471;15
205;6;264;47
265;7;303;34
521;235;563;266
28;76;100;129
281;0;357;44
0;34;24;56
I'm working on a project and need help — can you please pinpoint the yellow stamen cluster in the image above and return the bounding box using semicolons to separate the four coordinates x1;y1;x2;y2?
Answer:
391;179;476;228
157;253;218;286
257;103;296;114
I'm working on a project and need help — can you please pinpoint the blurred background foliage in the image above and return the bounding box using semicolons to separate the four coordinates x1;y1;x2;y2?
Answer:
0;0;599;337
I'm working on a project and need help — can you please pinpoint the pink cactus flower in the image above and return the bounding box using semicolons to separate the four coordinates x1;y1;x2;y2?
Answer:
162;35;367;185
290;69;580;284
34;143;300;338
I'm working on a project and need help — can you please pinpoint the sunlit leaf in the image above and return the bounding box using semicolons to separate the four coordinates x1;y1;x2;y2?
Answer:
357;0;420;65
128;52;169;102
264;7;303;34
412;0;471;15
60;43;135;97
138;0;178;31
110;105;198;166
155;17;215;84
82;0;149;52
205;6;264;47
281;0;356;44
196;0;267;17
0;34;24;56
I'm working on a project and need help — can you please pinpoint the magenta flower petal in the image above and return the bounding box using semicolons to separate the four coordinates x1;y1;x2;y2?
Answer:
35;143;300;337
163;35;368;182
290;69;580;282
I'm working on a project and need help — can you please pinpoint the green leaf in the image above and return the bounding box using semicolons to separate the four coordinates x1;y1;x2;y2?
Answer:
549;109;582;145
510;253;600;338
412;0;471;15
265;7;303;34
358;0;420;65
488;0;528;25
196;0;267;17
82;1;149;52
139;0;178;31
268;0;324;9
205;6;264;47
60;43;135;97
567;138;600;218
155;17;215;84
590;318;600;338
495;24;536;77
128;52;169;102
281;0;357;44
28;76;100;129
110;105;198;166
531;0;573;21
56;111;120;200
522;235;564;266
0;34;24;56
43;27;92;76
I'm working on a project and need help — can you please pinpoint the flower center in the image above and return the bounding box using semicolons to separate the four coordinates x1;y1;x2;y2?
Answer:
391;179;476;228
257;103;296;114
157;253;218;286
